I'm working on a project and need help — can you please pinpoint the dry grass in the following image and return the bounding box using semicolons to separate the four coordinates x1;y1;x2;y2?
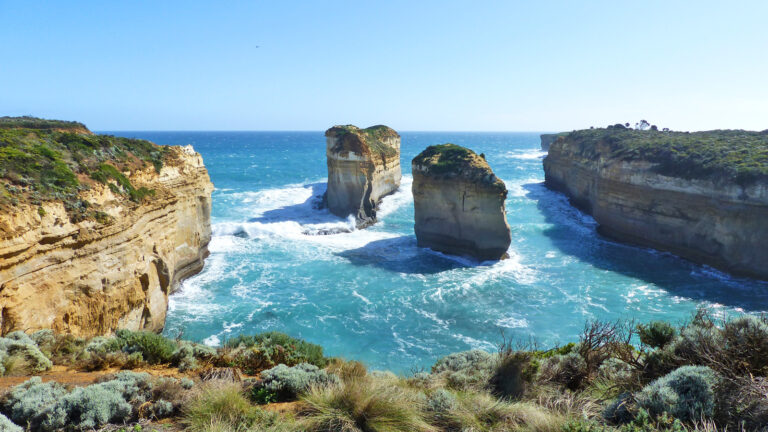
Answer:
299;377;436;432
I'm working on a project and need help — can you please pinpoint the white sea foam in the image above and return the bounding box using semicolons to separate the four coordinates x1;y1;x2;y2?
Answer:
501;149;548;160
377;175;413;217
496;316;529;329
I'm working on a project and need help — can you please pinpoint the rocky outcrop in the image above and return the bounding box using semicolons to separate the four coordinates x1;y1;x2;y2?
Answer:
543;128;768;280
324;125;401;227
540;133;568;151
540;134;558;151
0;145;213;336
412;144;511;260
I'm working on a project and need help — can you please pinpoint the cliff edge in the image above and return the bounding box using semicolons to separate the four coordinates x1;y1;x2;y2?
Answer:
412;144;511;260
324;125;401;228
543;126;768;280
0;117;213;336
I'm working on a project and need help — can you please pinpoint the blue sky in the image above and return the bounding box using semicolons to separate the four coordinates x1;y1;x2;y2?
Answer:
1;1;766;131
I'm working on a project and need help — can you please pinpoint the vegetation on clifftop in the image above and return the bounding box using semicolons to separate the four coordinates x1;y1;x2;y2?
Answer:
3;312;764;431
326;124;400;159
412;144;505;190
558;127;768;185
0;117;171;221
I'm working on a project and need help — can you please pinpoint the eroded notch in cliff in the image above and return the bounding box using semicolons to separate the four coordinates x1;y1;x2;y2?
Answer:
154;259;170;295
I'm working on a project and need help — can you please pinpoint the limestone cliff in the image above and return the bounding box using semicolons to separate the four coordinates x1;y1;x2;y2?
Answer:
412;144;511;260
324;125;401;228
0;119;213;336
540;133;568;151
543;127;768;280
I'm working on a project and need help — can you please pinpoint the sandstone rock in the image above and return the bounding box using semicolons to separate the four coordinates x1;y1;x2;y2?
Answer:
324;125;401;228
540;134;558;151
0;145;213;336
543;129;768;280
412;144;511;260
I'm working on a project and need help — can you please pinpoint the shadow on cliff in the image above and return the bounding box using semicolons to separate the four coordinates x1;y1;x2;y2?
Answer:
336;236;472;274
524;182;768;312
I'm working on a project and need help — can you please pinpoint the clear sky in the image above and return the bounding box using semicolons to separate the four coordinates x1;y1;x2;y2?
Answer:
1;1;767;131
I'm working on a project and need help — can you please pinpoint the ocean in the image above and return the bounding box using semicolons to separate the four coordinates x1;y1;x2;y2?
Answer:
107;131;768;372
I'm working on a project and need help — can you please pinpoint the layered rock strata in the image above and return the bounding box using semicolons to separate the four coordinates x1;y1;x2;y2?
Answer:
543;128;768;280
412;144;511;260
324;125;401;227
0;143;213;336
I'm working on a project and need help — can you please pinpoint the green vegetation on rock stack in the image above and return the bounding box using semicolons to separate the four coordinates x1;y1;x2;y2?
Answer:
0;116;169;221
325;124;400;159
560;127;768;184
412;143;503;189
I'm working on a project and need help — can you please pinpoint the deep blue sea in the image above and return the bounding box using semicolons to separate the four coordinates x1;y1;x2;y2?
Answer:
106;131;768;372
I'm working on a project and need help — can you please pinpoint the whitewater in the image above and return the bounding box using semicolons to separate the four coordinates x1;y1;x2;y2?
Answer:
110;131;768;372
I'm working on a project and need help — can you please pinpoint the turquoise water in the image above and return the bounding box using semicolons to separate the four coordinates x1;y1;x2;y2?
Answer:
110;131;768;372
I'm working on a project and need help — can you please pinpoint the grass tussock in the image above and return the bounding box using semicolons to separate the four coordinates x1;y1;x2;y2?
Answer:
299;377;436;432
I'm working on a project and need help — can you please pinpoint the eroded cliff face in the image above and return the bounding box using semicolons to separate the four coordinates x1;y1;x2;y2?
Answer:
540;134;558;151
325;125;401;227
0;146;213;336
412;144;511;260
544;134;768;280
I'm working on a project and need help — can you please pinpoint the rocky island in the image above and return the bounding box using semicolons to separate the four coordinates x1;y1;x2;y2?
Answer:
0;117;213;336
324;125;401;228
544;126;768;280
412;144;511;260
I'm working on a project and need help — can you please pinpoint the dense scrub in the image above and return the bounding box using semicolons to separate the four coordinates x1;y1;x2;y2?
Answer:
2;313;768;431
325;124;400;159
0;116;171;220
557;127;768;184
412;144;504;190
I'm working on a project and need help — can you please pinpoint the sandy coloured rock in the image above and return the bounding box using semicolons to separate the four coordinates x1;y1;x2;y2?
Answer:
412;144;511;260
324;125;401;228
543;128;768;280
0;145;213;336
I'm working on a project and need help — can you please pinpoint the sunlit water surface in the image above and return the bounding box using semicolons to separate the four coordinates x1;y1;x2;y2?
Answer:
108;131;768;372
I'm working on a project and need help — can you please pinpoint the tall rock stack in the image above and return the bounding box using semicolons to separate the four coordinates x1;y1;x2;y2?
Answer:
412;144;511;260
325;125;401;228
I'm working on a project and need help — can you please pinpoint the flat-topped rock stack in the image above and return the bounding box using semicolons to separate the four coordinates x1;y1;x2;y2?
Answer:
324;125;401;228
411;144;511;260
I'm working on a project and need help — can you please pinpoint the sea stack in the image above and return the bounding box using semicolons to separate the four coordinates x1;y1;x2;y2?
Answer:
325;125;401;228
412;144;511;260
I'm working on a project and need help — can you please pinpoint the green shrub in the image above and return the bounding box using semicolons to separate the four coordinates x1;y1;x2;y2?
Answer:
0;335;53;374
430;350;494;391
57;385;133;430
426;389;457;413
0;413;22;432
222;331;327;371
636;365;718;422
2;377;67;430
114;329;177;364
539;352;588;391
172;342;217;372
489;351;538;399
432;350;492;374
256;363;340;401
721;315;768;375
1;371;183;431
638;322;677;349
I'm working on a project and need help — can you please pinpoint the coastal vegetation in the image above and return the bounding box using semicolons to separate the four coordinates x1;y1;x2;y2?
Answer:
2;312;767;431
325;124;400;159
0;117;169;220
557;127;768;184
